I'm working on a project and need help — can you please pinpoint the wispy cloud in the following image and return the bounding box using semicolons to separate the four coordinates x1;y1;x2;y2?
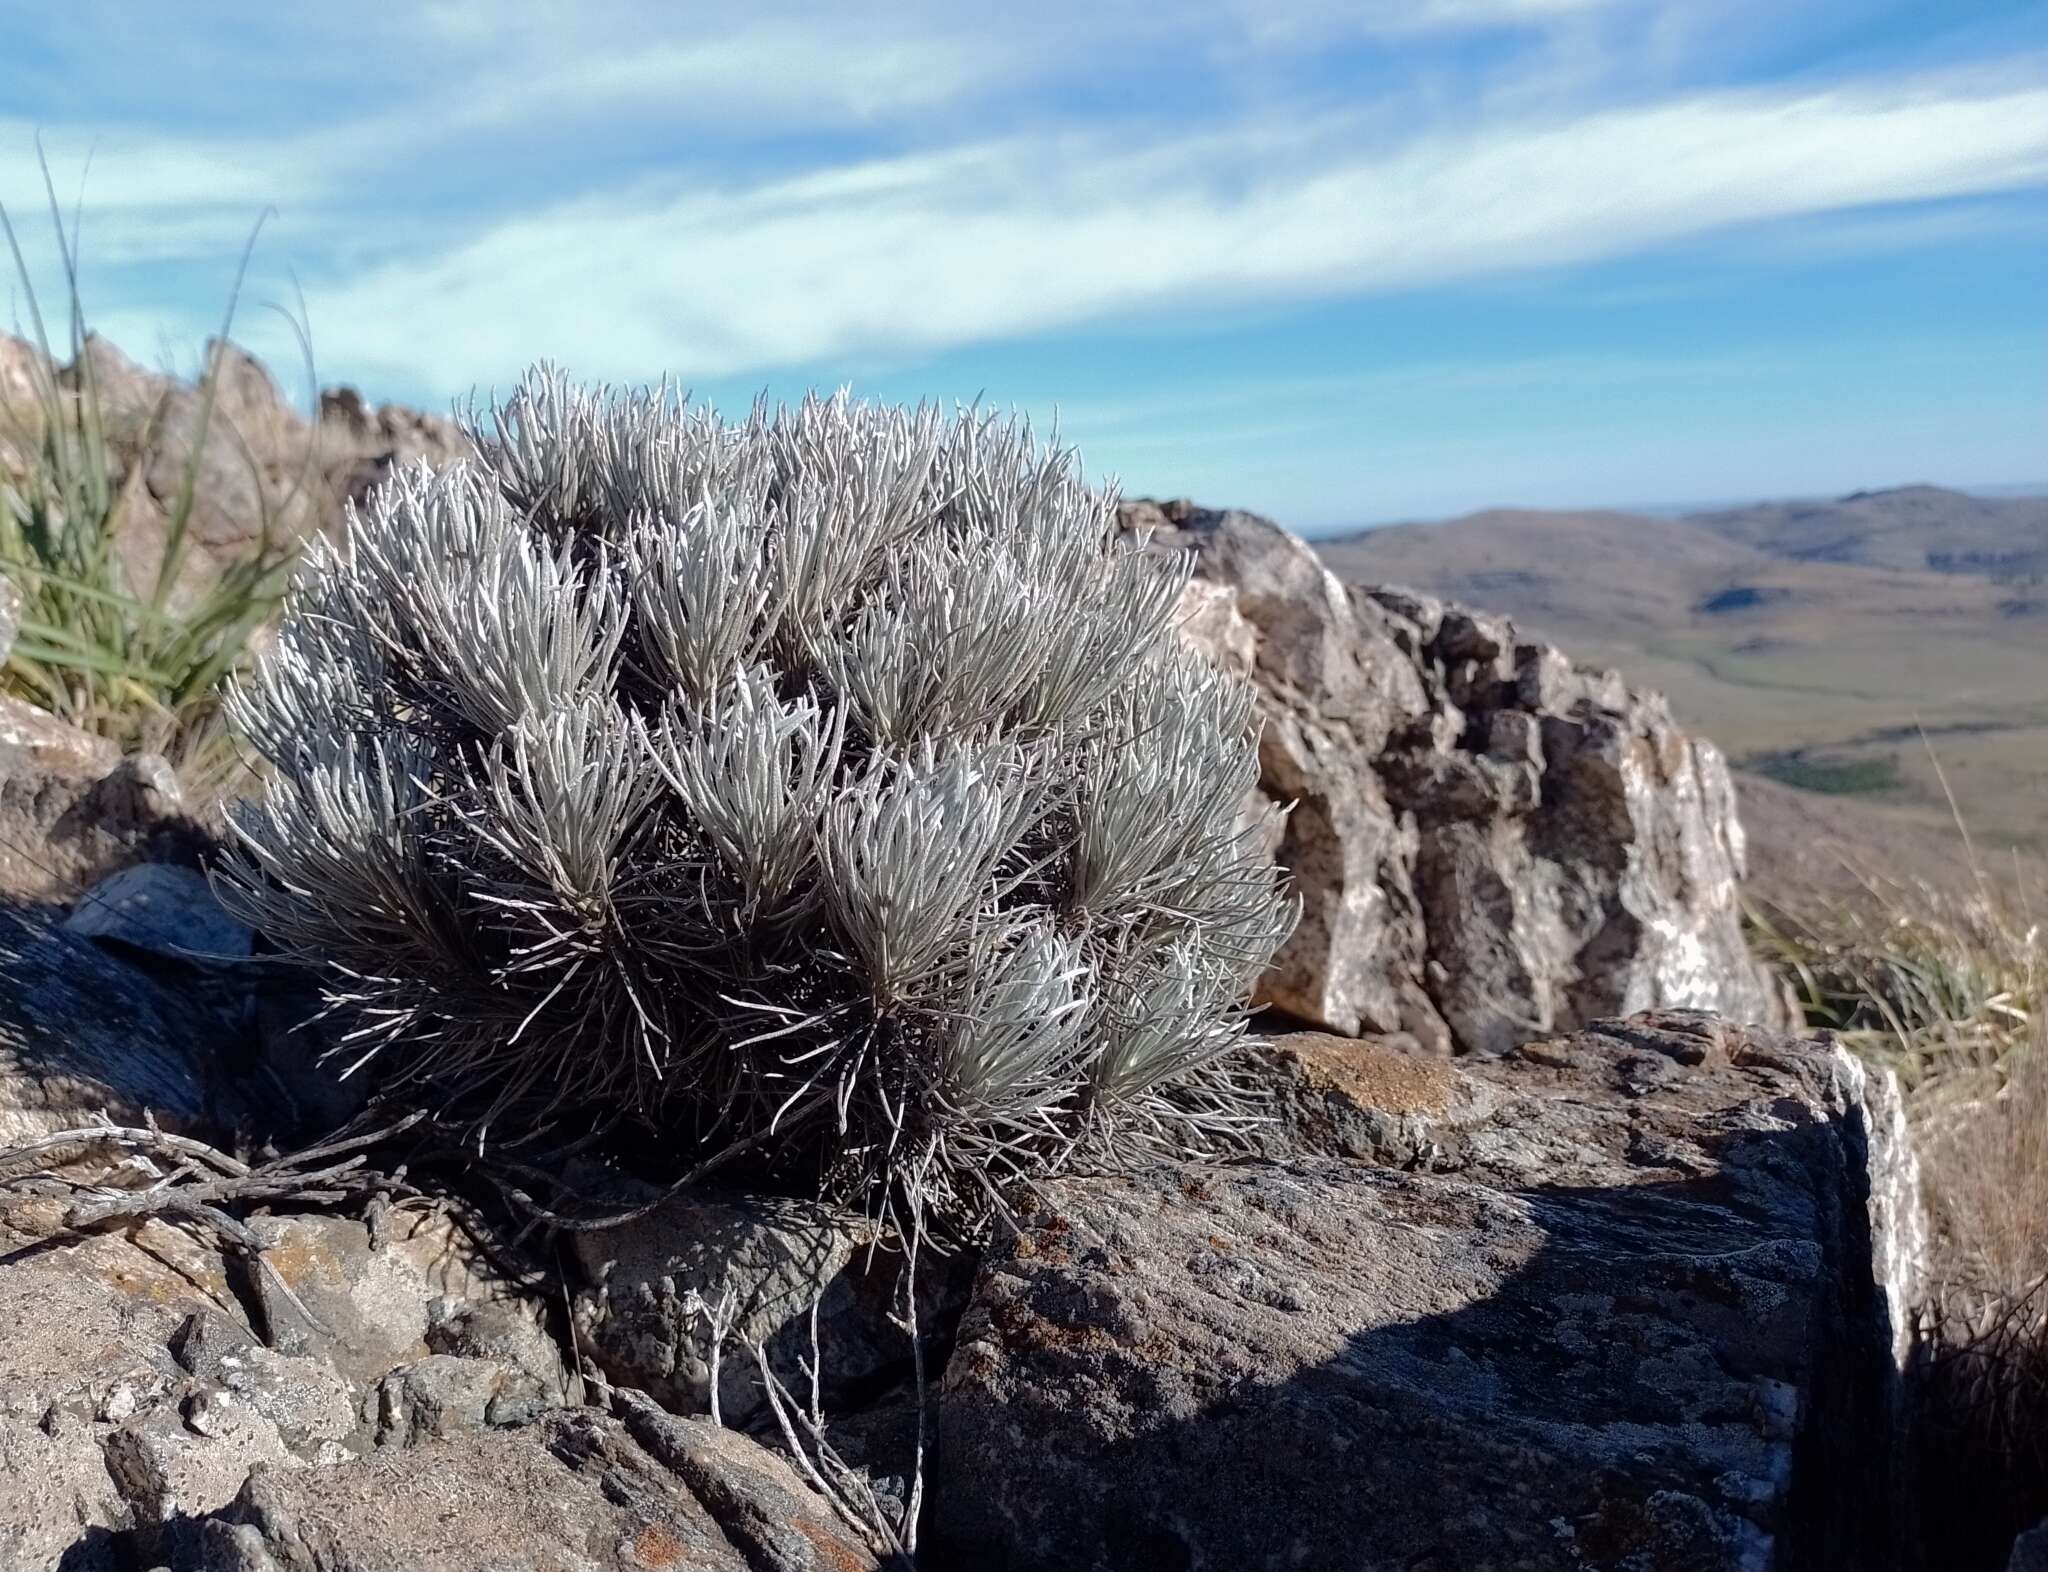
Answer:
272;64;2048;392
1;1;2042;516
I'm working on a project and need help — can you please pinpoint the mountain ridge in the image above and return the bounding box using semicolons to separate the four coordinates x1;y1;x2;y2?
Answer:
1304;482;2048;862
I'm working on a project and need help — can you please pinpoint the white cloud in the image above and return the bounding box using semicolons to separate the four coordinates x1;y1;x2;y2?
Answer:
288;66;2048;394
1217;0;1619;44
0;122;314;216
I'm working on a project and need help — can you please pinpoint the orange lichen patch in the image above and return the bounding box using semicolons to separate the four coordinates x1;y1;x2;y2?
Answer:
1515;1038;1581;1070
793;1516;876;1572
63;1221;234;1311
990;1298;1121;1359
623;1522;690;1569
1268;1032;1461;1117
256;1226;350;1295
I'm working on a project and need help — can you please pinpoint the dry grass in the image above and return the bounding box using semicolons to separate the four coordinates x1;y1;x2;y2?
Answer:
1747;840;2048;1566
1748;868;2039;1108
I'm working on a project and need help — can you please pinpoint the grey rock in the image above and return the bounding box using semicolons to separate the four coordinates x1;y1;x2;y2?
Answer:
0;1211;227;1421
21;334;469;625
369;1355;547;1446
571;1188;953;1425
128;342;314;611
1125;501;1784;1053
66;861;254;963
169;1313;359;1458
0;743;204;901
932;1012;1921;1572
246;1209;564;1399
2011;1521;2048;1572
1253;1028;1500;1167
619;1391;890;1572
104;1393;294;1527
0;332;43;409
186;1407;876;1572
0;901;226;1142
0;696;120;779
61;334;173;426
167;1306;262;1385
0;1410;128;1572
423;1293;572;1401
143;386;272;558
0;1191;596;1568
0;1212;238;1570
317;385;471;521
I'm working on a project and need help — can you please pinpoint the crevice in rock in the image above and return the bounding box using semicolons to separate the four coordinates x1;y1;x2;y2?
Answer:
1781;1092;1909;1571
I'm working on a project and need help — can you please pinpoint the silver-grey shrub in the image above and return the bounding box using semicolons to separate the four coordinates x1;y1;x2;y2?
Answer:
217;365;1292;1227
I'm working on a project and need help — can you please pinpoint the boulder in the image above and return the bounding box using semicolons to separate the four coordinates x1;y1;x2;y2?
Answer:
570;1187;964;1424
102;1393;299;1533
0;742;206;899
1251;1028;1501;1168
0;1406;127;1571
317;384;472;520
0;1178;585;1567
368;1354;550;1446
61;334;172;428
0;698;120;780
246;1208;569;1399
0;1201;247;1568
618;1391;893;1572
2011;1522;2048;1572
0;1176;877;1569
1124;500;1784;1053
188;1405;880;1572
931;1012;1921;1572
64;860;253;962
0;900;230;1141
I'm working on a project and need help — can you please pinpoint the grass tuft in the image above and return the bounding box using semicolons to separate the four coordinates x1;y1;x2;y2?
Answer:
0;149;313;790
1747;870;2038;1104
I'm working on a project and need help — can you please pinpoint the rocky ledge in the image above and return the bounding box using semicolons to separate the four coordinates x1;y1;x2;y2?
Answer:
0;846;1920;1572
933;1012;1922;1571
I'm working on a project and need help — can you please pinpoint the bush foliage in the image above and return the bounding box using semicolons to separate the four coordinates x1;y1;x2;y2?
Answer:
218;366;1292;1227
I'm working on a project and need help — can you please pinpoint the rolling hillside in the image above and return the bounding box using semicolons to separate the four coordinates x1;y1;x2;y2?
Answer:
1316;485;2048;870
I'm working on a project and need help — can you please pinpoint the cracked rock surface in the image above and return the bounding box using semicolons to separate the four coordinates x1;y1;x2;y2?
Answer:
0;1174;880;1571
931;1012;1922;1572
1124;499;1786;1052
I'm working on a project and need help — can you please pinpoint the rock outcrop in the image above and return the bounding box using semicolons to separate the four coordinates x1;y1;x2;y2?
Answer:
0;745;204;899
931;1011;1921;1572
197;1401;879;1572
1124;498;1785;1053
3;332;470;613
0;814;1927;1572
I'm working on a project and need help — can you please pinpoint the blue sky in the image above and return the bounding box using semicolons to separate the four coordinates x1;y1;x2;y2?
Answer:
2;1;2044;532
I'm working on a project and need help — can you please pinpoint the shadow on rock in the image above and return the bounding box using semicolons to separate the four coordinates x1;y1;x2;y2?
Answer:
927;1018;1914;1572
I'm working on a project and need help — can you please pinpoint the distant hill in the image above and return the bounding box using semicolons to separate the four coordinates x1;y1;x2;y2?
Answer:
1685;484;2048;578
1314;485;2048;863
